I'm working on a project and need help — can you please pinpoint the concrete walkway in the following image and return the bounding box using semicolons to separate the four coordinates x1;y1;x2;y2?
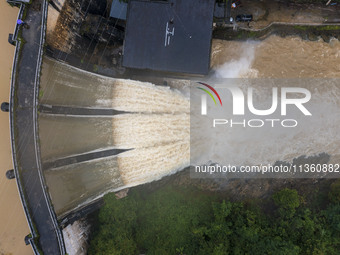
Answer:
9;0;65;254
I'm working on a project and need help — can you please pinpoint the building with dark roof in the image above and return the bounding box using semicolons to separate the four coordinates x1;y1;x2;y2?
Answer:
123;0;215;75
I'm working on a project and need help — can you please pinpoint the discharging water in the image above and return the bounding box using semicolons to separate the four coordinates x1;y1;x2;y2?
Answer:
39;35;340;216
40;57;189;112
44;156;123;215
39;57;190;216
211;35;340;78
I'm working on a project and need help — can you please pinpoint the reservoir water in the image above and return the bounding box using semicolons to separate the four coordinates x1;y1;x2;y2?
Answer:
0;2;33;254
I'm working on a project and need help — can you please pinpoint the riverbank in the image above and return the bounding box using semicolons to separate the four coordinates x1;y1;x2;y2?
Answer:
214;0;340;41
88;178;340;254
231;0;340;30
0;2;33;255
140;167;336;205
213;22;340;42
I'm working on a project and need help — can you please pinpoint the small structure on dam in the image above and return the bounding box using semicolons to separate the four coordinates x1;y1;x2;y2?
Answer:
123;0;215;75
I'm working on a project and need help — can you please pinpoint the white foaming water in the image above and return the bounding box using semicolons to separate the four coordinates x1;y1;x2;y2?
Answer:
63;219;90;255
110;80;190;187
112;113;189;149
213;41;259;78
117;141;189;186
112;79;190;113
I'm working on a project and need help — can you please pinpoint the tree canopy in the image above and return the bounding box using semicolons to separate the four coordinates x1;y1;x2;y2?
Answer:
88;185;340;255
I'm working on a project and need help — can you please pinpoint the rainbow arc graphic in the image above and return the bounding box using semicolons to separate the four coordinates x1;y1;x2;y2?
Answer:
196;82;223;106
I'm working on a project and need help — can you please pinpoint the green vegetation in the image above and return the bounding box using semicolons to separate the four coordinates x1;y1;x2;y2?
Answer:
315;25;340;31
38;89;44;100
291;24;340;32
89;184;340;255
272;188;300;218
293;25;309;31
329;179;340;203
93;64;99;72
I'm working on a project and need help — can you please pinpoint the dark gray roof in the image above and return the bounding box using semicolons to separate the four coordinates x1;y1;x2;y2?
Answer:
110;0;128;20
123;0;215;75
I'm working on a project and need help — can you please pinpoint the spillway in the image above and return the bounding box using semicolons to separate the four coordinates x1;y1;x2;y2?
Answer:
39;35;340;217
39;57;190;216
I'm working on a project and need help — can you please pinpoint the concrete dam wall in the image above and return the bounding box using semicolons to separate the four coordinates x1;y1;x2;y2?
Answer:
39;57;190;217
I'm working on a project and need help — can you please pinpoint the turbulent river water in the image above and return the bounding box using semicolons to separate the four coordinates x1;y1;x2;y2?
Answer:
38;35;340;216
211;36;340;78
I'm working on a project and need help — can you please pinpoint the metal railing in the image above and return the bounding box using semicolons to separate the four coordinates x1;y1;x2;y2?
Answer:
33;0;66;253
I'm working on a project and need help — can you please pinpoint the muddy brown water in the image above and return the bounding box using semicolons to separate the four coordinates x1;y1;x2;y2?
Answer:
211;36;340;78
0;2;33;255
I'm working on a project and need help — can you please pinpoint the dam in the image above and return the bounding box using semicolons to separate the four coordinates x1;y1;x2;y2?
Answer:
5;0;340;254
39;53;340;217
39;57;190;216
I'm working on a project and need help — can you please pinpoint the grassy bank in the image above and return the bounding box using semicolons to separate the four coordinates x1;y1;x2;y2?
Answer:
88;180;340;255
213;24;340;42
